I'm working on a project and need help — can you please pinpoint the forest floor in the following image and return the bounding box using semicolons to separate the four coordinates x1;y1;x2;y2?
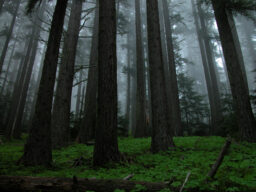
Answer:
0;136;255;192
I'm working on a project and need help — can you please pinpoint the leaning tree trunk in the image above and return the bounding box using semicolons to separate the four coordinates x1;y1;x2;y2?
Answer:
211;0;256;142
146;0;175;153
162;0;183;136
0;0;21;76
51;0;83;149
134;0;147;138
196;0;222;134
77;1;99;144
93;0;120;166
11;0;46;139
20;0;68;166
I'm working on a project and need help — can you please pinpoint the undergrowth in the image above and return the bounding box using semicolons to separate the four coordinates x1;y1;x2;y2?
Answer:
0;136;255;191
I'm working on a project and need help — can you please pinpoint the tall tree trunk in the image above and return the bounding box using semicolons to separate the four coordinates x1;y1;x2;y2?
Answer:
162;0;183;136
191;0;217;135
93;0;120;166
211;0;256;142
5;30;35;139
134;0;147;138
146;0;175;152
0;0;20;75
197;0;222;134
125;33;131;132
77;1;99;144
158;0;174;136
51;0;83;149
20;0;68;166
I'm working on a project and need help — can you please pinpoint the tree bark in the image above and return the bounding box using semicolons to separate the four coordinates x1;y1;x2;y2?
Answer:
51;0;83;149
146;0;175;153
20;0;68;166
211;0;256;142
0;0;21;75
162;0;183;136
77;1;98;144
134;0;147;138
196;0;222;134
93;0;120;166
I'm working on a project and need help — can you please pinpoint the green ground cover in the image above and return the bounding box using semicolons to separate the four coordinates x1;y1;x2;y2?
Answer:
0;136;255;191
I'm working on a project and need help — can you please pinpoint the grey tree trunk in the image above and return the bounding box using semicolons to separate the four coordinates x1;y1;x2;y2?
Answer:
196;0;222;134
20;0;68;166
77;1;99;144
51;0;83;149
162;0;183;136
192;0;218;135
211;0;256;142
0;0;21;75
75;70;83;118
134;0;147;138
125;33;131;132
146;0;175;152
93;0;120;166
0;0;5;13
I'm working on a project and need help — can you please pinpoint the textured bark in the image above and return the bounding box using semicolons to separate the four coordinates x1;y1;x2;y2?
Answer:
191;0;217;135
134;0;147;138
146;0;175;152
211;0;256;142
93;0;120;166
0;0;20;75
77;2;98;144
162;0;183;136
51;0;83;149
20;0;68;166
196;0;222;134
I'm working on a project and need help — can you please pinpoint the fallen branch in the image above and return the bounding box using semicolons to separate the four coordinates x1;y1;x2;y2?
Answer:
123;174;134;180
207;137;232;178
179;171;191;192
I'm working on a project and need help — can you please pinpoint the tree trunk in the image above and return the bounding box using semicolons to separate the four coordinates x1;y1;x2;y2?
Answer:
20;0;68;166
146;0;175;152
196;0;222;134
93;0;120;166
191;0;217;135
162;0;183;136
125;33;131;132
0;0;20;75
11;1;46;139
51;0;83;149
75;70;83;118
134;0;147;138
211;0;256;142
77;1;99;144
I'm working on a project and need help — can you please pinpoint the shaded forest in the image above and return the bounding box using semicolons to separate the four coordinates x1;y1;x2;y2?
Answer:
0;0;255;191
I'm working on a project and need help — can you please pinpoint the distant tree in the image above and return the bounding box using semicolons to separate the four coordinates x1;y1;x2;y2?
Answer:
93;0;120;166
210;0;256;142
51;0;83;149
146;0;175;152
0;0;5;13
0;0;21;76
20;0;68;166
77;0;99;144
